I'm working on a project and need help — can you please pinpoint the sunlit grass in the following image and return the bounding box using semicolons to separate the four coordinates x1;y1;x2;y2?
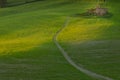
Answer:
58;17;114;43
0;16;60;54
0;32;50;54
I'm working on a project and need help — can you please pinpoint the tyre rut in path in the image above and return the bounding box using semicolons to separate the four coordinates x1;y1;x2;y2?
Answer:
53;17;114;80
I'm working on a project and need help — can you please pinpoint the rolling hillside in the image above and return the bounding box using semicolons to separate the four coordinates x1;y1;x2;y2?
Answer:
58;0;120;80
0;0;119;80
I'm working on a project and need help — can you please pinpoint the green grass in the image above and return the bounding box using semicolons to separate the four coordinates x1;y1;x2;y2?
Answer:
0;0;99;80
58;1;120;80
0;0;119;80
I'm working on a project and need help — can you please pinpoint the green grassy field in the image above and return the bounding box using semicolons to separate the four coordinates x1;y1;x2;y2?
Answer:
0;0;119;80
58;0;120;80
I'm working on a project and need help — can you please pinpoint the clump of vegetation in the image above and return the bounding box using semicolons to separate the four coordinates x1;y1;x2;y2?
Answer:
87;0;108;16
87;6;108;16
74;0;109;17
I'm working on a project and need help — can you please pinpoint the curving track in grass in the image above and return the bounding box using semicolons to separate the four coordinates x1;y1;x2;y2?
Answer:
53;17;114;80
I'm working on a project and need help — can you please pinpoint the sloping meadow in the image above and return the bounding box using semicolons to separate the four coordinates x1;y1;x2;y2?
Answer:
58;1;120;80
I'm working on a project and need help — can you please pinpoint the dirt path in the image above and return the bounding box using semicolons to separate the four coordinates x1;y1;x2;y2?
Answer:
53;17;114;80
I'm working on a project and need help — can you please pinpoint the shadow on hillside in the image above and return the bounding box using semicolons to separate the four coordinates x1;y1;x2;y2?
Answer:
7;0;44;7
72;12;113;19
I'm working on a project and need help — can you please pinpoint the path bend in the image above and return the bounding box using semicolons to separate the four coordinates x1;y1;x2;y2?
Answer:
53;17;114;80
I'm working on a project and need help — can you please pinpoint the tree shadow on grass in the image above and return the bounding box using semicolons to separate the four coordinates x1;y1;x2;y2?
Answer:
7;0;44;7
72;12;113;19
